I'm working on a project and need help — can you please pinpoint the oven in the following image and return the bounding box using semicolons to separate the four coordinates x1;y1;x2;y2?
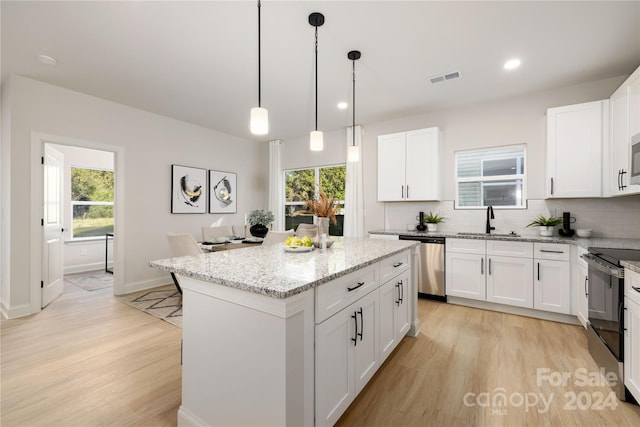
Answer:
582;247;640;401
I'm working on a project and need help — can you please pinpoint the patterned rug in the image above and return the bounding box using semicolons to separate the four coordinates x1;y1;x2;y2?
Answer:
65;270;113;291
118;285;182;328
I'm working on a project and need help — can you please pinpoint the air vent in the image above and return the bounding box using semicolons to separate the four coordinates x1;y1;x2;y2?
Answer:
429;70;461;84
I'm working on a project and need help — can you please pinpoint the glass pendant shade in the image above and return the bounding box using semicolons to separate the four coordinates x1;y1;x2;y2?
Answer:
348;144;360;162
250;107;269;135
310;130;324;151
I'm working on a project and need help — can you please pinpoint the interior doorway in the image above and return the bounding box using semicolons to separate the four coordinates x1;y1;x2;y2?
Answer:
31;133;125;313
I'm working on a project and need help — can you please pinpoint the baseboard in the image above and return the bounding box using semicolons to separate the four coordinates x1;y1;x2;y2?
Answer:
178;405;208;427
447;296;580;325
119;276;172;295
64;262;105;275
1;301;33;319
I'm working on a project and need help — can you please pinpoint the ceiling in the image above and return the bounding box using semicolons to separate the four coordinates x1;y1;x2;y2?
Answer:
2;1;639;142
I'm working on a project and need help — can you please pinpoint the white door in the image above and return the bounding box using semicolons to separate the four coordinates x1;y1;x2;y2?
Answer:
405;128;440;200
378;280;397;362
396;275;411;338
534;259;570;314
353;290;379;394
42;144;64;307
446;253;486;301
377;133;406;201
486;256;534;308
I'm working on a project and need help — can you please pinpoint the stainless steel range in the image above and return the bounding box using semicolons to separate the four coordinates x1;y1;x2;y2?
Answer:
581;247;640;401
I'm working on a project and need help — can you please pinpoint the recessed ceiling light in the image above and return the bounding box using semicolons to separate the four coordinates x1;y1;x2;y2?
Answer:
504;58;521;70
337;102;348;110
37;54;57;66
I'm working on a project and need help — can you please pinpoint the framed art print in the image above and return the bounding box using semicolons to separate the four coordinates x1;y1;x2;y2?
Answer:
209;170;237;213
171;165;207;213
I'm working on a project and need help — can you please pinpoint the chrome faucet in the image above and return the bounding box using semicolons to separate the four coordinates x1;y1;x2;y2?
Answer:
486;205;495;234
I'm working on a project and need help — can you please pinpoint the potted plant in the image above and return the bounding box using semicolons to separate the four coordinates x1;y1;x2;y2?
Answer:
526;214;563;237
247;209;274;238
424;212;446;232
292;187;338;245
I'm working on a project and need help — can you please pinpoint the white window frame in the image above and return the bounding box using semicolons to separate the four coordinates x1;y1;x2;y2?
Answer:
454;145;527;210
283;164;346;223
70;167;114;240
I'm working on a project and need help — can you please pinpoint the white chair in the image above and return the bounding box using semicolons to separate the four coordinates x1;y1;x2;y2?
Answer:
166;232;204;293
295;223;318;239
262;229;294;245
202;225;233;242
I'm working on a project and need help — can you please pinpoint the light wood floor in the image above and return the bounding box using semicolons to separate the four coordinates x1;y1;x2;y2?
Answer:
2;288;640;426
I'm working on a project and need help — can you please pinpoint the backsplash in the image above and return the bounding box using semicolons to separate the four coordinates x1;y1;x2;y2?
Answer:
383;196;640;239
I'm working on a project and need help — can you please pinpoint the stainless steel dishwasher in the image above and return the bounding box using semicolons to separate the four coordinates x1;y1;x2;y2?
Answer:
399;235;446;301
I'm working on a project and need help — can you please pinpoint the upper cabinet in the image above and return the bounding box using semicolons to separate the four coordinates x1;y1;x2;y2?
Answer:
546;100;608;198
377;127;441;201
609;65;640;196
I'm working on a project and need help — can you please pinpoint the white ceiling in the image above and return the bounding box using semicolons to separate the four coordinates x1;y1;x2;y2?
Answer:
2;1;639;142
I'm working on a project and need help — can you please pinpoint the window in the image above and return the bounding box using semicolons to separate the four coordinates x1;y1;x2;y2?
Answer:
284;165;346;236
455;145;526;208
71;167;114;238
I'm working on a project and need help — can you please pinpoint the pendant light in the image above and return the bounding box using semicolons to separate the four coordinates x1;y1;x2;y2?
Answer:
250;0;268;135
347;50;361;162
309;12;325;151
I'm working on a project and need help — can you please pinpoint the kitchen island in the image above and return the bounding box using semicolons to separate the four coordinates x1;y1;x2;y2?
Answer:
150;237;419;427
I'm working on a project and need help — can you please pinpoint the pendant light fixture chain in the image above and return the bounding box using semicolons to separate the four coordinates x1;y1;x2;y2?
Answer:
250;0;268;135
308;12;325;151
257;0;262;107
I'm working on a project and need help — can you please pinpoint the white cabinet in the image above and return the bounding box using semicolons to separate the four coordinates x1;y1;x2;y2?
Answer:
315;250;412;426
315;289;379;426
379;272;410;362
625;269;640;403
377;127;441;201
576;247;589;328
533;243;571;314
486;240;534;308
446;239;486;301
546;100;608;198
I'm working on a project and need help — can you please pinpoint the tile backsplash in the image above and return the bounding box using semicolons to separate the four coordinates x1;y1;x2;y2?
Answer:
383;196;640;239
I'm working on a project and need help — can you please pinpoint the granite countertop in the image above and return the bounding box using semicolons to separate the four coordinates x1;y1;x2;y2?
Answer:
369;229;640;250
150;237;418;299
622;261;640;275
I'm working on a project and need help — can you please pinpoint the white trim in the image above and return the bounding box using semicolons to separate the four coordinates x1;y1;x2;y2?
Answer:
30;132;126;315
64;263;107;275
178;405;209;427
1;302;32;320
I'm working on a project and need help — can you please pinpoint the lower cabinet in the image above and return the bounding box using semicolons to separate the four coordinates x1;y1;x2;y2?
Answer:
315;289;379;426
315;250;412;426
446;239;572;315
379;272;411;362
625;295;640;403
577;250;589;328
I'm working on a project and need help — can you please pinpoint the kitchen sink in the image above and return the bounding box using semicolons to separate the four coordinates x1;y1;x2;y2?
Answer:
457;232;520;238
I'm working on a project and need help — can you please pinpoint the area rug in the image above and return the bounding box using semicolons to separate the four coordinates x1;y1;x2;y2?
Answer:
65;270;113;291
118;285;182;328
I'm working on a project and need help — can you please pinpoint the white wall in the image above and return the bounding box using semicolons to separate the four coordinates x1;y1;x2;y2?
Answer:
1;75;268;317
282;74;640;239
282;128;347;170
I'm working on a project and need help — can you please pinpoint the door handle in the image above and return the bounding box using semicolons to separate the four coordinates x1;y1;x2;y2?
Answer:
621;170;627;190
358;308;364;341
401;185;404;199
393;262;403;268
618;170;622;191
398;280;404;304
539;249;564;254
406;185;410;199
550;177;554;195
632;286;640;293
481;258;484;275
488;258;492;275
395;283;400;306
537;262;540;281
351;311;358;346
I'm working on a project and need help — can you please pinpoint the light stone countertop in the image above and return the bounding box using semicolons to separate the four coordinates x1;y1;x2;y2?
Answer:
150;237;418;299
368;229;640;250
622;260;640;275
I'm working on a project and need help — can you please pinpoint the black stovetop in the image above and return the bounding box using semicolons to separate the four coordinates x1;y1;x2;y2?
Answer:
588;247;640;266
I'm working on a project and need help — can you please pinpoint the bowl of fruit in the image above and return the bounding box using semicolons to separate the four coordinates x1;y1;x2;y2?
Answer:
283;236;314;252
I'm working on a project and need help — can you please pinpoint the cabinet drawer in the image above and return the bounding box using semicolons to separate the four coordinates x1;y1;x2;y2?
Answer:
315;264;378;324
626;269;640;306
447;238;485;254
487;240;533;258
534;243;570;261
379;251;410;283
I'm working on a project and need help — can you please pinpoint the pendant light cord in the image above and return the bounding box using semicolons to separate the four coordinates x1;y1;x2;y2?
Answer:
314;26;319;131
257;0;262;108
352;59;356;146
